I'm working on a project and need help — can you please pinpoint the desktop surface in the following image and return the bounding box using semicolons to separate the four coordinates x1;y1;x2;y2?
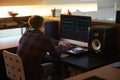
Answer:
65;63;120;80
61;53;118;72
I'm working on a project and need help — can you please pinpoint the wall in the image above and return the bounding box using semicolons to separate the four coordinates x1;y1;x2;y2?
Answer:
73;7;120;21
0;0;119;21
40;0;120;21
0;0;43;6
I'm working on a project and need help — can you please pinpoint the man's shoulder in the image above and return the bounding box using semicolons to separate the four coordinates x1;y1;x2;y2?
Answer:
22;30;52;41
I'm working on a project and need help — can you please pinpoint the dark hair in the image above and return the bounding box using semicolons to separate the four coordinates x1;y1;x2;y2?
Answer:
28;15;44;29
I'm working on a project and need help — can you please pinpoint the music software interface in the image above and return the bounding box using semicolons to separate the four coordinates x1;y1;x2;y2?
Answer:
60;15;91;54
60;15;91;42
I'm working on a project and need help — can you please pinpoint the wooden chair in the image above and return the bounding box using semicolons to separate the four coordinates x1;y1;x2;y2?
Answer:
3;50;25;80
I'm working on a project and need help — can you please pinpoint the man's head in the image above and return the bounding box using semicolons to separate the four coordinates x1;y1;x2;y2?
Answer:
28;15;44;30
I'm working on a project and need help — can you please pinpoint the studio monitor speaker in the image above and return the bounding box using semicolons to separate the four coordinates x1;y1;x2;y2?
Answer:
45;21;59;40
116;10;120;23
89;25;117;57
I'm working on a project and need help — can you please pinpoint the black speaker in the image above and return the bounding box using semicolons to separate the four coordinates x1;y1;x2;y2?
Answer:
116;10;120;23
45;21;59;40
89;25;117;57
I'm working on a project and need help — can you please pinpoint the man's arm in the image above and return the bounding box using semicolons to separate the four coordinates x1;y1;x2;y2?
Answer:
50;38;71;49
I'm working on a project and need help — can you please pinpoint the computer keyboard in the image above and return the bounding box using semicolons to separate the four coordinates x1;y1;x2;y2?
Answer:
66;44;88;55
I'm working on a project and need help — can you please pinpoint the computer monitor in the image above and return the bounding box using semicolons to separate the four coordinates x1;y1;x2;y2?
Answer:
60;14;91;47
116;10;120;23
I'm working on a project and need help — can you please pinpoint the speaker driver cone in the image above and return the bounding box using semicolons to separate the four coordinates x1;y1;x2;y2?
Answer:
92;39;101;53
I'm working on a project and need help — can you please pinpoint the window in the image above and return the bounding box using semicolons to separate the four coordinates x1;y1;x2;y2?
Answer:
0;28;26;38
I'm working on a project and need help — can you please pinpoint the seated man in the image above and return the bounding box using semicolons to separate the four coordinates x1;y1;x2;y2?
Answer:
16;15;70;80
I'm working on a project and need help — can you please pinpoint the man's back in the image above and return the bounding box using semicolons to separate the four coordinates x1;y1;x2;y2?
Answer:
16;15;70;80
16;29;59;80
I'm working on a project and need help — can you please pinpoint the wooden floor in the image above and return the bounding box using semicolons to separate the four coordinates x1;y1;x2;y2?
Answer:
0;36;21;50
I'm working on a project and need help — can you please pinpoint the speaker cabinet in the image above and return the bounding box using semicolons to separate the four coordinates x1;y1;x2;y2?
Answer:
89;25;117;57
45;21;59;40
116;10;120;23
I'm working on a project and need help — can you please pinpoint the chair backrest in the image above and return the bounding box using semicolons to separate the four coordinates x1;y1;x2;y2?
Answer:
3;50;25;80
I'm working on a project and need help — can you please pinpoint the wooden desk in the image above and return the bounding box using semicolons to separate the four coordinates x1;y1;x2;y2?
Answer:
65;63;120;80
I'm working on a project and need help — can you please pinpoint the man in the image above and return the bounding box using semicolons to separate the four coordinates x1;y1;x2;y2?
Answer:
16;15;70;80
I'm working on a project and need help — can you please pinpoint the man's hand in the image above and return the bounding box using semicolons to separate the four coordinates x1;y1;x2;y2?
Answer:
58;41;71;49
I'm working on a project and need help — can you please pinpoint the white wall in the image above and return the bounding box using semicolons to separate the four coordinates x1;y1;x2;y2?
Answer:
0;0;119;21
41;0;120;21
72;7;120;21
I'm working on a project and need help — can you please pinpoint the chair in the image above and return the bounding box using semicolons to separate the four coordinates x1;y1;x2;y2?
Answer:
3;50;25;80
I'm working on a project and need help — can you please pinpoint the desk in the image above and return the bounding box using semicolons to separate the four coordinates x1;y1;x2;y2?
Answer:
62;54;118;72
0;36;119;79
65;63;120;80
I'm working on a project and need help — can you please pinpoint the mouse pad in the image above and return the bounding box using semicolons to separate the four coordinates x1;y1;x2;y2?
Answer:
83;76;106;80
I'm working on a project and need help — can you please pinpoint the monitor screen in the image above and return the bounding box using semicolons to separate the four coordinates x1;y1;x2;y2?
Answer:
116;10;120;23
60;14;91;47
